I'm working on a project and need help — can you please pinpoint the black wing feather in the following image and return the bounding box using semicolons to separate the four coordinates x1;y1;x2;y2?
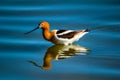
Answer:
56;30;67;34
57;31;78;39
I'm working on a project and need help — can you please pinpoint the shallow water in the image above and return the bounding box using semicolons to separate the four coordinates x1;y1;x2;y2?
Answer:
0;0;120;80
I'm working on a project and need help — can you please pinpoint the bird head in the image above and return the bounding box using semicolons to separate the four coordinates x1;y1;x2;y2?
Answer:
39;21;50;29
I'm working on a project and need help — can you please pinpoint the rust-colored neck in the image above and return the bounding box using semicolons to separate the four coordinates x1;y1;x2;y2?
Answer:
42;27;52;40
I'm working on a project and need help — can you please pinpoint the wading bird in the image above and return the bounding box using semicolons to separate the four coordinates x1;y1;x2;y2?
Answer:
25;21;89;45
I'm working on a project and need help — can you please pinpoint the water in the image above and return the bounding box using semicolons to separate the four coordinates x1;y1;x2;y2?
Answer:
0;0;120;80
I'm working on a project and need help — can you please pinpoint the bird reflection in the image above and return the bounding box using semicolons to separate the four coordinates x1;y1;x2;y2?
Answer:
28;44;89;70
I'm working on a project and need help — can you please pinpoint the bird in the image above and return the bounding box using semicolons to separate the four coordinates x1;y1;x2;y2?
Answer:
25;21;89;45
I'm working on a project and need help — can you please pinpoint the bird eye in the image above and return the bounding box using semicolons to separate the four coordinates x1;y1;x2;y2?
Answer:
41;23;44;25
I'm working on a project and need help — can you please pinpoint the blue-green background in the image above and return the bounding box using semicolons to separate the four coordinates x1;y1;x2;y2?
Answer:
0;0;120;80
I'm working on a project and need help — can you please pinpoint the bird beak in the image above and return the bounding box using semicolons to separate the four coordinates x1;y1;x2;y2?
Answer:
24;26;39;34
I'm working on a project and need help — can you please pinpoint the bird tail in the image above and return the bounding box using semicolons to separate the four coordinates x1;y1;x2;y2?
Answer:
84;29;90;32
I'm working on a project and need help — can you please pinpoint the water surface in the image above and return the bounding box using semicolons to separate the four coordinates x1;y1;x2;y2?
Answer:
0;0;120;80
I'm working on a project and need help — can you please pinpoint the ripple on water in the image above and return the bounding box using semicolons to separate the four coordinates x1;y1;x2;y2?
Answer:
0;0;120;80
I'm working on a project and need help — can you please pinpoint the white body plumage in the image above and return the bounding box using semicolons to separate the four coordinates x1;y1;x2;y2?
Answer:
51;29;89;45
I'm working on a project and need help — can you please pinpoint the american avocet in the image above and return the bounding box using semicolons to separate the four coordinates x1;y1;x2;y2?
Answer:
25;21;89;45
